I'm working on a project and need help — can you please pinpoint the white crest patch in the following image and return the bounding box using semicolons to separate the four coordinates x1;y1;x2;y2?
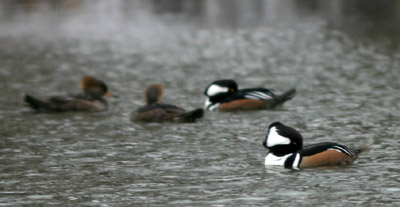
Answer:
206;84;229;96
266;126;291;147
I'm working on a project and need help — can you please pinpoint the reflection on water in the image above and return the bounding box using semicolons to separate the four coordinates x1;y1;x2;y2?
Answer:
1;0;400;206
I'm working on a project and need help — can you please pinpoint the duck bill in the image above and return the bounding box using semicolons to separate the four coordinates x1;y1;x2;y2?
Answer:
104;92;113;97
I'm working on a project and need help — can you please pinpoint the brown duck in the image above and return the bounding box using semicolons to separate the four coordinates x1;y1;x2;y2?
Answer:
131;84;204;123
24;76;112;112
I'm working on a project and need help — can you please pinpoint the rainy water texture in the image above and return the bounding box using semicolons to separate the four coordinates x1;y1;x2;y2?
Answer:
1;0;400;206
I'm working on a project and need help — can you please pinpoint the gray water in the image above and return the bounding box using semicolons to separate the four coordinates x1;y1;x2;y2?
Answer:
1;1;400;206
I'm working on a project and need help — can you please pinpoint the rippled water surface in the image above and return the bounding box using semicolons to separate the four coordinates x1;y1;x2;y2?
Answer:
1;1;400;206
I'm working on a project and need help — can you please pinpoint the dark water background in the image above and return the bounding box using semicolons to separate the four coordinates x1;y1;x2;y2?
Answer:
1;0;400;206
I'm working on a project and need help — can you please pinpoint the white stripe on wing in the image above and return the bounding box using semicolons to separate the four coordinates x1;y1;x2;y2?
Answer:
244;91;272;100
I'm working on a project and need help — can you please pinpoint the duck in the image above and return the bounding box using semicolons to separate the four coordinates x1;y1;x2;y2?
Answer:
24;75;112;112
131;84;204;123
263;122;368;169
204;79;296;111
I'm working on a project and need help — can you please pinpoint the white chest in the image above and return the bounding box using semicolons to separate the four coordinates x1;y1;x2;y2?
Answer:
264;153;292;166
204;98;219;111
264;153;301;169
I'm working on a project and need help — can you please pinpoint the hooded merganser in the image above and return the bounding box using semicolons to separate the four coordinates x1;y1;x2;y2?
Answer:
204;79;296;111
24;76;112;112
263;122;368;169
131;84;204;123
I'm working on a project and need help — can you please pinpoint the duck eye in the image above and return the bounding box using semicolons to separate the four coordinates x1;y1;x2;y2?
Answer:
230;88;235;92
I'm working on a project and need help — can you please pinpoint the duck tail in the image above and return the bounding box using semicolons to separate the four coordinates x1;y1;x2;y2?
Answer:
178;108;204;122
271;88;297;108
24;94;49;111
353;143;373;157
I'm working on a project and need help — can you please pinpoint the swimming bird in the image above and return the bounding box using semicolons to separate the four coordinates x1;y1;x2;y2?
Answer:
204;79;296;111
24;75;112;112
263;122;368;169
131;84;204;123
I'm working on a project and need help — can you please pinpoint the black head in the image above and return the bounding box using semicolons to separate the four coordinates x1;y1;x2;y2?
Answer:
263;122;303;156
204;79;239;110
204;79;239;99
204;79;238;97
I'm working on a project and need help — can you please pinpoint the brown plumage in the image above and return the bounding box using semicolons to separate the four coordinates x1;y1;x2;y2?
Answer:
300;150;356;168
131;84;204;123
24;75;112;112
218;99;267;111
144;84;164;105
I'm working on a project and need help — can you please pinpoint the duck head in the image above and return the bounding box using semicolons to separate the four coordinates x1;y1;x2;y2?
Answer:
80;76;112;97
204;79;238;110
145;84;164;105
263;122;303;156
